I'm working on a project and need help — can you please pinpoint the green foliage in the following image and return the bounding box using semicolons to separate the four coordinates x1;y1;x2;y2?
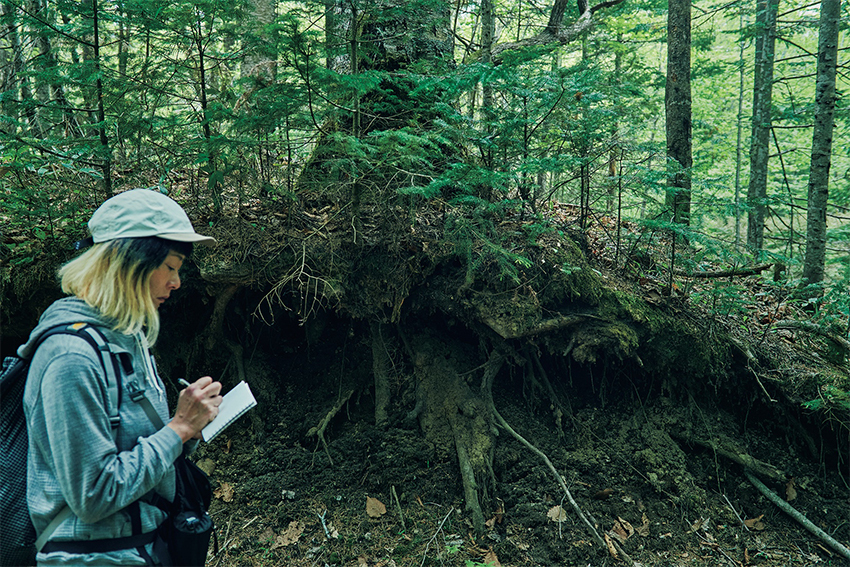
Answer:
1;0;848;387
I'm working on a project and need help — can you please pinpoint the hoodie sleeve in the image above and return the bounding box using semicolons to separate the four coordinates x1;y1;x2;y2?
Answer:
29;335;183;524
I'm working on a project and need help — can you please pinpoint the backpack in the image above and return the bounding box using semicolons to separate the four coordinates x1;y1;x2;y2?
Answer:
0;323;123;567
128;386;216;567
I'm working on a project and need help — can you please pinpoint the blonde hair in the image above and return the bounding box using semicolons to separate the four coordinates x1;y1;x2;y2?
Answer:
59;237;186;345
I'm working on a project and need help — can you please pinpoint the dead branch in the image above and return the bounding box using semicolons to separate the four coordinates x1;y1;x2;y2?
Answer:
670;432;786;482
673;263;772;278
773;320;850;351
307;389;354;466
745;471;850;561
487;0;624;63
491;406;635;565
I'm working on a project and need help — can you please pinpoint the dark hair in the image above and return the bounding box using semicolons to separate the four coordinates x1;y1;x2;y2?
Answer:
122;237;194;272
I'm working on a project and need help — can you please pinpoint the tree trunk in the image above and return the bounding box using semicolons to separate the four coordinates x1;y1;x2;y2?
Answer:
0;1;22;132
665;0;692;226
242;0;277;83
746;0;778;255
801;0;841;287
734;7;746;251
92;0;112;195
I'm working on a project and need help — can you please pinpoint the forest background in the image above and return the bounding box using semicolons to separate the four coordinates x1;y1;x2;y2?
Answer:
2;0;850;565
2;0;849;412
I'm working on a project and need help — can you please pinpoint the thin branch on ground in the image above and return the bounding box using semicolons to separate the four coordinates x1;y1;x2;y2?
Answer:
745;471;850;561
491;406;636;566
420;507;454;567
723;494;750;532
670;431;786;482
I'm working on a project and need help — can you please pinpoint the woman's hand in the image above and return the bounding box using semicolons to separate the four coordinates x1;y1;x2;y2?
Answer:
167;376;223;442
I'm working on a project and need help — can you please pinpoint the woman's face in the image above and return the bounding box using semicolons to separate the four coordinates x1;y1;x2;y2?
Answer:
149;251;185;307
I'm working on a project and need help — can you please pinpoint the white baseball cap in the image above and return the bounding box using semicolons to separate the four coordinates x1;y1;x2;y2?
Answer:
88;188;216;246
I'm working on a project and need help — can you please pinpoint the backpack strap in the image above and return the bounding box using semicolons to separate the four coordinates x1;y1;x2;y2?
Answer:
126;380;165;430
33;323;123;436
31;323;126;554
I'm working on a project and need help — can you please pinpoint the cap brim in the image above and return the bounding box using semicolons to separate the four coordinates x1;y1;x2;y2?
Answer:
158;233;217;246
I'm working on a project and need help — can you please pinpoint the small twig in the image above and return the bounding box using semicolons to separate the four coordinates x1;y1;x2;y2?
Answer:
722;494;750;532
391;485;406;532
420;507;454;567
307;389;355;466
317;509;331;539
492;407;636;565
211;517;233;566
745;471;850;561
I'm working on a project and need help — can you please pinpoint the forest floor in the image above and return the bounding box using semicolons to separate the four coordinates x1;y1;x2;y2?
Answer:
4;194;850;566
177;203;850;567
193;369;850;567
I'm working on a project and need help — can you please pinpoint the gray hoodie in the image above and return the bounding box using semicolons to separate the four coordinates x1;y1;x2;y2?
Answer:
20;297;183;566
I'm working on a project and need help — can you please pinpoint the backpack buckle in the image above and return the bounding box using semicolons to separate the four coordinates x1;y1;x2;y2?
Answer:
126;380;146;403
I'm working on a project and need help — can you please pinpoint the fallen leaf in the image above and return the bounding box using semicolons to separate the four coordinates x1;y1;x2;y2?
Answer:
366;496;387;518
546;505;566;523
483;548;500;566
786;478;797;502
214;482;234;502
271;521;304;549
744;514;765;531
604;533;619;559
493;499;504;523
636;513;650;537
610;523;628;544
688;517;709;533
617;516;635;537
610;517;634;544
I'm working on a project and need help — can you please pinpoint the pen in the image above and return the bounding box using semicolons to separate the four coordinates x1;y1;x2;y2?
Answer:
178;378;191;389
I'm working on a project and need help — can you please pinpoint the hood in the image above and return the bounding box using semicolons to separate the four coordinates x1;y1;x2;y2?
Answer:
17;297;113;359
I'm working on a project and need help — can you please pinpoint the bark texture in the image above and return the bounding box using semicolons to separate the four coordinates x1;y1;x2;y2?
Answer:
801;0;841;286
746;0;778;254
665;0;692;225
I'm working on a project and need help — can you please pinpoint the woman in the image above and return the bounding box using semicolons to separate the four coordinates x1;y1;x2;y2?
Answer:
19;188;223;565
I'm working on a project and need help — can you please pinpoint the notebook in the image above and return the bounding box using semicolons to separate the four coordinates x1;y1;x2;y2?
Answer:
201;380;257;442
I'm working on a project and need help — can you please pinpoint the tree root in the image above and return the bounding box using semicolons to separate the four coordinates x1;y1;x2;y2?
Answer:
307;389;354;466
491;406;635;565
670;431;786;482
481;312;609;340
745;471;850;561
204;283;242;351
451;420;486;534
371;321;390;427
